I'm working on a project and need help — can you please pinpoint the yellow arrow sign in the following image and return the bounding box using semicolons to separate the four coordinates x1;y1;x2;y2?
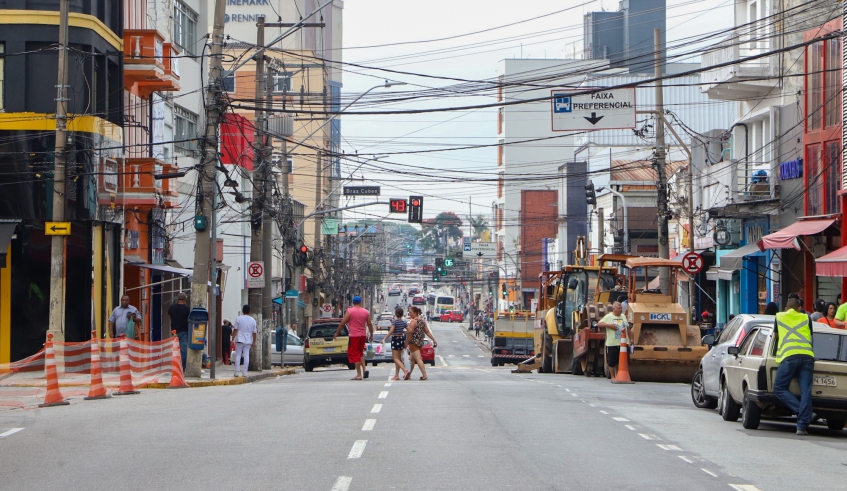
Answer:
45;222;71;236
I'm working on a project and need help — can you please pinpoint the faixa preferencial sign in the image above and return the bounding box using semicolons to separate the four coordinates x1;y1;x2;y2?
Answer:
551;88;636;132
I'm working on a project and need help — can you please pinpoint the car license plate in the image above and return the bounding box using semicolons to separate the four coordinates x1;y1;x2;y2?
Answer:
323;347;336;353
813;375;837;387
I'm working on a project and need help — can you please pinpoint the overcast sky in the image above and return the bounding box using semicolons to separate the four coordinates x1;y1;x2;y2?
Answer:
334;0;734;229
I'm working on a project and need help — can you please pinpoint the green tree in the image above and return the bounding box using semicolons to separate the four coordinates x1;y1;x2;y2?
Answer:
468;214;489;240
415;212;464;253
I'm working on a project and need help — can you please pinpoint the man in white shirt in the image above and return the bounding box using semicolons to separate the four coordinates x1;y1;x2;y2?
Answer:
231;304;257;377
597;301;630;382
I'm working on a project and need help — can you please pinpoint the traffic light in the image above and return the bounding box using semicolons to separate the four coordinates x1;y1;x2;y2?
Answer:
423;282;427;290
432;275;440;282
585;180;597;206
488;281;493;296
408;195;423;223
501;282;507;298
294;244;309;266
407;244;412;256
441;270;447;276
444;258;454;268
435;257;444;273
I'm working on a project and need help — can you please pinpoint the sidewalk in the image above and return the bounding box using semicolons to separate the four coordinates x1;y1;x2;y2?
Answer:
145;364;297;388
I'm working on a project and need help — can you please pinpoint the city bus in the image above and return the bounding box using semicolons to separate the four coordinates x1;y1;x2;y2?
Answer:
433;295;455;321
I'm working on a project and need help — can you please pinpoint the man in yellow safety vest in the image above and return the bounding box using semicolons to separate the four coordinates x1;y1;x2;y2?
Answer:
773;298;815;435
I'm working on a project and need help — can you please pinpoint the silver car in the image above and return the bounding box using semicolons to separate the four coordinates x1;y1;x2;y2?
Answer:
231;332;304;366
691;314;775;409
366;334;393;367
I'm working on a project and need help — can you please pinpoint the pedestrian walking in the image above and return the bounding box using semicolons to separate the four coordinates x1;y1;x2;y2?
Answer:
474;321;481;338
221;318;233;365
773;298;815;435
384;307;410;381
232;305;257;377
597;301;629;382
821;302;839;329
108;295;142;339
405;306;437;380
167;292;190;369
334;296;374;380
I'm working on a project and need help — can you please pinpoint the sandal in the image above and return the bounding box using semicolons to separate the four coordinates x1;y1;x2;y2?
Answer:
363;371;370;379
420;376;428;380
403;372;412;380
351;377;362;380
391;376;400;381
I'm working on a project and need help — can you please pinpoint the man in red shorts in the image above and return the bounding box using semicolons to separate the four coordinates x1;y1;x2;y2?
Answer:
334;296;374;380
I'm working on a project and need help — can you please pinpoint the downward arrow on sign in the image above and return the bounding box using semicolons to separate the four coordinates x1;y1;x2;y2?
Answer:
584;112;604;125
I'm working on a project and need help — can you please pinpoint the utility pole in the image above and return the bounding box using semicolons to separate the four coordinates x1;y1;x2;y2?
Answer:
311;152;323;323
188;0;226;377
654;28;670;293
597;207;605;254
261;60;273;370
248;16;266;372
47;0;70;342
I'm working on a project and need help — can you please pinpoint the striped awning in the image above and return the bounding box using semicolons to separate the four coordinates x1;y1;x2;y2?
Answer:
816;245;847;277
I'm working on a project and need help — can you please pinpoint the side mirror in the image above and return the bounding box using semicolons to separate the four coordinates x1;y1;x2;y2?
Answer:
702;335;715;346
727;346;739;356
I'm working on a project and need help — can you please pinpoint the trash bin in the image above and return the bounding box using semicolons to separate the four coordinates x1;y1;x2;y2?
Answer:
188;307;209;350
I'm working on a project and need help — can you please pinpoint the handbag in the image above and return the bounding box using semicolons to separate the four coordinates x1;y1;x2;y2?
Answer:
125;317;135;340
366;343;376;358
411;320;426;347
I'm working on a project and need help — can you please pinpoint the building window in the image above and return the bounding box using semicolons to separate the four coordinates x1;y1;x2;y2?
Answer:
174;0;198;57
174;105;198;155
222;70;235;93
273;72;292;93
0;43;4;110
806;41;823;132
825;36;841;128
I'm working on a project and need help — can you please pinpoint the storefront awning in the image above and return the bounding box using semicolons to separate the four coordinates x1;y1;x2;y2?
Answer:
816;245;847;277
130;263;194;278
719;243;762;271
705;267;736;282
0;220;20;268
757;218;835;251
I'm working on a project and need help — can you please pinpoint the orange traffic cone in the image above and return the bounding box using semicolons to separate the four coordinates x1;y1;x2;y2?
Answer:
39;334;70;407
113;335;140;395
612;325;634;384
85;330;111;400
168;331;188;389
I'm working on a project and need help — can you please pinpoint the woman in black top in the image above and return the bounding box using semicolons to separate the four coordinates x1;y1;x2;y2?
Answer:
221;318;233;365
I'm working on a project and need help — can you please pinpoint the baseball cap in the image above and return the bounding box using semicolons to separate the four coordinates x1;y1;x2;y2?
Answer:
353;296;362;303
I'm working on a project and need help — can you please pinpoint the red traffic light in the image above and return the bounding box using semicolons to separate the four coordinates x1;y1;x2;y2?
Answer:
299;245;308;253
411;199;420;207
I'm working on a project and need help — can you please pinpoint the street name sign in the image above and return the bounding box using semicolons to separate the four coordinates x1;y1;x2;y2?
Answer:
343;186;380;196
45;222;71;236
246;261;265;289
463;242;497;258
551;88;636;131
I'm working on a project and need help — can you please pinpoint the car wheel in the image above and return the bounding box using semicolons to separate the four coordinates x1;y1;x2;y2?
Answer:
429;360;435;366
691;370;718;409
304;362;314;372
826;414;847;431
492;361;498;367
721;380;740;422
372;362;378;367
741;389;761;429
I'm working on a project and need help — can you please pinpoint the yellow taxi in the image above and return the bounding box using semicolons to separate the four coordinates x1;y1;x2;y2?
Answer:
304;319;354;372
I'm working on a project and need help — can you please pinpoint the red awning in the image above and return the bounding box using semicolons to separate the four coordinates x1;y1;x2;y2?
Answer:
816;245;847;277
756;218;836;252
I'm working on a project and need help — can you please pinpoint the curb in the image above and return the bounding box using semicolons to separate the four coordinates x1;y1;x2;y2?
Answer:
4;367;297;389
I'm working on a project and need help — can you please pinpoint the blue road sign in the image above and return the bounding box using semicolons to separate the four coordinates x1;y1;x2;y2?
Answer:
463;243;471;252
553;94;572;113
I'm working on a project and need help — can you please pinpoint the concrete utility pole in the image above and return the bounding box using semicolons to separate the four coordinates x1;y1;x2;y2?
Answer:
597;207;605;254
188;0;227;377
248;17;266;372
47;0;70;342
311;152;323;323
262;60;273;370
653;28;670;294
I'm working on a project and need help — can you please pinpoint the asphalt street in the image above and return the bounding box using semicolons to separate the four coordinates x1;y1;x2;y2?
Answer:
0;318;845;490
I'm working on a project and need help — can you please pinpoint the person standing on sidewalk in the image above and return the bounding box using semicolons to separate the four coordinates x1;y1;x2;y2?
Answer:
221;318;233;365
334;296;374;380
773;298;815;435
232;305;257;377
167;292;190;369
108;295;141;338
597;301;629;382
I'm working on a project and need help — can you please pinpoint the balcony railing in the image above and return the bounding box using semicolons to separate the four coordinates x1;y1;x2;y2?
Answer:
124;29;180;98
701;34;774;97
109;158;179;208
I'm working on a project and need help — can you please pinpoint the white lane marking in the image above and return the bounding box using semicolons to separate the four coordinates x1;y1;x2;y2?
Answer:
656;444;682;451
565;389;570;392
638;433;659;440
599;410;609;414
679;456;694;464
453;340;458;342
702;469;718;478
612;417;629;422
474;368;491;373
378;391;388;399
362;419;376;431
589;404;596;407
331;476;352;491
439;355;448;366
0;428;24;439
347;440;368;459
729;486;763;491
448;355;455;358
371;404;382;414
463;355;470;357
384;383;392;387
581;400;587;403
478;355;484;358
571;393;578;397
555;385;561;388
624;425;637;431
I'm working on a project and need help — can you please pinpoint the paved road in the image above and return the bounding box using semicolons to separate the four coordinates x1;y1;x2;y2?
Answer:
1;320;844;490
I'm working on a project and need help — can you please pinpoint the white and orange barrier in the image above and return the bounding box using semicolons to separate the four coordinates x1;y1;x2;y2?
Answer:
0;334;186;407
